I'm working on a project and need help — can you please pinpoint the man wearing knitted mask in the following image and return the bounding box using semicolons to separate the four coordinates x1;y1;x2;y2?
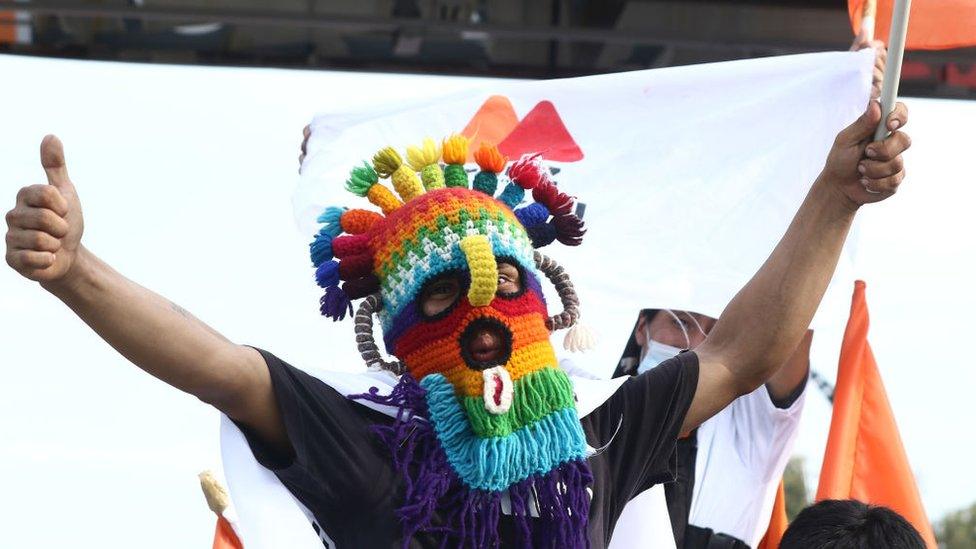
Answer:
6;98;909;547
610;309;811;549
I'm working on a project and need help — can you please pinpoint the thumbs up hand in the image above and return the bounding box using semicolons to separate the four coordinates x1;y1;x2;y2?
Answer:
5;136;85;284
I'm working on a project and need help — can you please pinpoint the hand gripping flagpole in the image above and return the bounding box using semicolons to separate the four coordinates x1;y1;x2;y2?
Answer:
875;0;912;141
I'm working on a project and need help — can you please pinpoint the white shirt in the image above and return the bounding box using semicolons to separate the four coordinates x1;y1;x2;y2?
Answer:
609;383;805;548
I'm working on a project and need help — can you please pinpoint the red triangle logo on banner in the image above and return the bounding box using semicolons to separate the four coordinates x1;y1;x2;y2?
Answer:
462;95;520;159
498;100;583;162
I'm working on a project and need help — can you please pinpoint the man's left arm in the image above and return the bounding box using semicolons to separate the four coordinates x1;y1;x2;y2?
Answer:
685;100;910;432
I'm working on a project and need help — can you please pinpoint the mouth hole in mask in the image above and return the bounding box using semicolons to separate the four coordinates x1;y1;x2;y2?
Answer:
459;317;514;371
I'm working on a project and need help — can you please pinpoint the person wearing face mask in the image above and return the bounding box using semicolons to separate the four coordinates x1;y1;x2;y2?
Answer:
7;92;910;547
610;309;812;549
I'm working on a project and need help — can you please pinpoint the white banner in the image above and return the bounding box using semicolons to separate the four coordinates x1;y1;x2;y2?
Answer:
296;50;874;373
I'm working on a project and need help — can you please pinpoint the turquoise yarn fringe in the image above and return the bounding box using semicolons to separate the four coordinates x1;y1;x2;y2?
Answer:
421;373;588;492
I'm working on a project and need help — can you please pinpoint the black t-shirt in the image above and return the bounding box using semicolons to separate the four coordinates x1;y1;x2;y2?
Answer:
237;349;699;548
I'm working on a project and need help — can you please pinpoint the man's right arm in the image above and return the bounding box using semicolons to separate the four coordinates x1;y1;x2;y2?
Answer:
5;136;290;456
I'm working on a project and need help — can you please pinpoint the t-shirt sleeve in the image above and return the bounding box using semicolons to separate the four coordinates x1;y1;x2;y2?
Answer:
723;382;806;482
233;349;384;500
594;350;699;499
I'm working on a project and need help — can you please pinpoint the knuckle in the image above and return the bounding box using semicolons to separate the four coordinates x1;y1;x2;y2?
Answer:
25;208;42;226
11;249;28;268
45;213;66;234
878;141;895;160
866;162;885;178
35;209;55;230
38;185;58;203
25;184;46;199
873;166;892;181
29;231;46;249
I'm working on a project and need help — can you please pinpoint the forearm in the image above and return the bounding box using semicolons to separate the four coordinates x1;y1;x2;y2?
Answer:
42;246;253;405
8;136;284;451
700;178;855;393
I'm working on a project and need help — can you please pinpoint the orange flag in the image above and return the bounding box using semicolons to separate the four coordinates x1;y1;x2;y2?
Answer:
213;515;244;549
849;0;976;50
200;471;244;549
816;281;936;547
756;480;788;549
0;11;16;44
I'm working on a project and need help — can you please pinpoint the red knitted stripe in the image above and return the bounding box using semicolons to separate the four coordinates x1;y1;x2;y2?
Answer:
332;234;371;259
338;253;373;281
392;290;549;370
402;311;551;381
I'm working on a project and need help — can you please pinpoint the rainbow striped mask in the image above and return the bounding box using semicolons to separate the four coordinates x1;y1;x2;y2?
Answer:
308;136;592;546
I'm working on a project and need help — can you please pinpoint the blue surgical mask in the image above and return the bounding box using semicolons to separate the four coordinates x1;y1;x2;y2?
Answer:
637;339;684;374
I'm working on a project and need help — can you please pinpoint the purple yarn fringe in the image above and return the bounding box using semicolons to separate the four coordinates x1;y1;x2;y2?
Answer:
351;376;593;549
319;285;352;321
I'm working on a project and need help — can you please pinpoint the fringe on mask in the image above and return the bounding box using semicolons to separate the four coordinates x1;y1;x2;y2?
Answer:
350;375;593;549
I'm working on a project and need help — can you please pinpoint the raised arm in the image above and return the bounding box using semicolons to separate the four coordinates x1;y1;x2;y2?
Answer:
5;136;289;454
765;329;813;405
684;101;910;432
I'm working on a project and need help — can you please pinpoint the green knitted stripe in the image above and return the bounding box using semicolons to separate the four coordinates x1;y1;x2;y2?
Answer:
461;366;577;439
444;164;469;188
376;214;531;287
421;164;446;190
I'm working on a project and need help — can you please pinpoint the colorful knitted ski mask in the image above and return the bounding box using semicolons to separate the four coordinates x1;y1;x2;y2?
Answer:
308;136;591;548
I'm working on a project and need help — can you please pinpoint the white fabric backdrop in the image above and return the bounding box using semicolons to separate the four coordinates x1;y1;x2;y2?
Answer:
1;53;974;548
295;49;872;374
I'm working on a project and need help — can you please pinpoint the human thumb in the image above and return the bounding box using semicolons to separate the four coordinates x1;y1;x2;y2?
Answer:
837;101;882;146
40;135;74;192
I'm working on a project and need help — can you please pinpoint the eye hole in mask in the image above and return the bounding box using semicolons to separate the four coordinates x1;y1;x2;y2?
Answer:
418;259;526;320
419;270;466;319
495;258;525;299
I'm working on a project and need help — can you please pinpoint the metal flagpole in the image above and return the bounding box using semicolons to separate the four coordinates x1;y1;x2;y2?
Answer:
875;0;912;141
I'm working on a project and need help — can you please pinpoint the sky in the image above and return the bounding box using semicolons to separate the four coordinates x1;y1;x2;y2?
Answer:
0;53;973;548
